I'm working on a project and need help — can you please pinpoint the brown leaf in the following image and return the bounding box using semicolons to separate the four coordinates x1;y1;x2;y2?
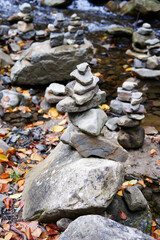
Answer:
32;227;43;237
145;178;153;183
4;232;13;240
0;183;10;193
0;173;10;179
0;154;8;163
150;149;158;157
3;223;10;231
30;153;43;161
120;210;127;220
3;197;13;210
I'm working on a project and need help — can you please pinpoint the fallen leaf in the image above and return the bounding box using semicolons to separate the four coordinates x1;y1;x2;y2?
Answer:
120;210;127;220
16;152;27;159
0;179;12;184
0;154;8;163
129;180;137;185
150;149;158;157
0;183;10;193
125;67;132;72
145;178;153;183
3;223;10;231
156;159;160;165
0;173;10;179
3;197;13;210
99;104;110;111
9;193;22;199
6;148;16;155
32;227;43;237
33;121;44;126
48;107;59;119
52;126;64;133
117;190;123;197
17;179;25;187
58;119;67;126
31;153;43;161
4;232;13;240
137;180;146;188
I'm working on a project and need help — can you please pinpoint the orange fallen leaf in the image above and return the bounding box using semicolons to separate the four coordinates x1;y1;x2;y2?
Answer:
145;178;153;183
0;178;12;184
156;159;160;165
120;210;127;220
117;190;123;197
17;179;25;187
150;149;158;157
6;148;16;155
33;121;44;126
31;153;44;161
3;197;13;210
137;180;146;188
0;183;10;193
32;227;43;238
3;223;10;231
0;173;10;179
48;107;59;119
20;162;27;169
4;232;13;240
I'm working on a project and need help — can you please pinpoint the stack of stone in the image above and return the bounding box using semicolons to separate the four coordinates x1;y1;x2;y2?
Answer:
41;83;66;110
17;3;35;40
110;80;145;149
49;13;65;48
66;13;84;45
57;62;128;162
132;23;155;53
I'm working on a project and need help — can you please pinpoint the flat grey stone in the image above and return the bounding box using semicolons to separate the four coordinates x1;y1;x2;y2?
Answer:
123;186;148;211
69;108;108;136
45;92;66;104
70;67;93;86
117;116;140;128
132;92;143;99
76;62;89;75
47;83;66;96
50;33;64;48
71;13;80;21
117;87;132;102
122;81;137;91
131;97;143;105
61;123;78;146
142;23;151;29
56;90;106;113
22;142;123;221
130;104;140;112
134;58;146;68
137;27;153;35
110;99;123;115
128;114;145;121
145;38;160;46
70;131;128;162
123;103;144;114
74;76;99;95
58;215;154;240
146;56;158;70
105;117;119;131
132;68;160;80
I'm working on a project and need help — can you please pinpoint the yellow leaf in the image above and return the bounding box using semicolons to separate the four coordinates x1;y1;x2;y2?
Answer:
99;104;110;111
125;67;132;72
9;193;22;199
117;190;123;197
129;180;137;185
31;153;44;161
52;125;64;132
0;154;8;163
48;107;59;119
4;232;13;240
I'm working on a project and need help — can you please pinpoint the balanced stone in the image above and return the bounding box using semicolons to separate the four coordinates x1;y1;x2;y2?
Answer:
117;116;140;128
19;3;32;14
50;33;64;47
123;103;144;114
131;97;143;105
47;83;66;96
137;27;152;36
122;81;137;91
146;56;158;69
110;99;123;115
61;123;78;146
130;104;140;112
142;23;151;29
68;25;77;33
69;108;108;136
71;13;80;21
70;131;128;162
70;68;93;86
146;38;160;46
56;90;106;113
75;30;84;45
18;21;34;33
132;92;143;99
76;62;88;75
128;114;145;121
105;117;119;131
45;92;65;104
117;87;132;102
74;76;99;95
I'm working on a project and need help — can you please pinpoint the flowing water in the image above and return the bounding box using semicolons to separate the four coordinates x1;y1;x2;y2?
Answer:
1;0;160;130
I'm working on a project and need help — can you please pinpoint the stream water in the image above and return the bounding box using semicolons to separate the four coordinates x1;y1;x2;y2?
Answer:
1;0;160;130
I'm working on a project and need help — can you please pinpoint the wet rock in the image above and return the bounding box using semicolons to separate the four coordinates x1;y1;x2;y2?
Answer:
106;24;133;38
11;39;93;85
70;130;128;162
56;90;106;113
45;88;66;104
70;64;93;86
106;194;152;235
118;126;145;149
61;123;78;146
22;142;123;221
105;117;119;131
0;49;14;70
144;126;158;135
56;218;72;231
18;29;36;40
142;187;153;201
69;108;108;136
123;186;148;211
126;49;148;60
58;215;154;240
117;116;140;128
41;0;72;7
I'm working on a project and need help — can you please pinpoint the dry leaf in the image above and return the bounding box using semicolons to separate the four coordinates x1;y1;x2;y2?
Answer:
145;178;153;183
120;210;127;220
32;227;43;237
0;183;10;193
4;232;13;240
0;173;10;179
52;125;64;133
31;153;43;161
117;190;123;197
156;159;160;165
3;223;10;231
138;180;146;188
99;104;110;111
9;193;22;199
17;179;25;187
150;149;157;157
33;121;44;126
0;154;8;163
48;107;59;119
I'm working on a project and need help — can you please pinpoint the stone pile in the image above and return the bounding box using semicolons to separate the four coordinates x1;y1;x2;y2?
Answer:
17;3;35;40
49;13;65;48
65;13;84;45
109;80;145;149
22;63;129;223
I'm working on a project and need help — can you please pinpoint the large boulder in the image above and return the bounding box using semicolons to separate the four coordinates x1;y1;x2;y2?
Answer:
22;142;124;222
41;0;72;7
58;215;154;240
11;39;93;86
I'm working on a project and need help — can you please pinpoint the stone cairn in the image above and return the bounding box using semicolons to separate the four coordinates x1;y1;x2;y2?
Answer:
17;3;35;40
49;13;65;48
109;80;145;149
65;13;84;45
56;62;128;162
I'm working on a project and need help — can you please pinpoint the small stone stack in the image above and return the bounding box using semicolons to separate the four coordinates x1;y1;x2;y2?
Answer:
49;13;65;48
66;13;84;45
17;3;35;40
56;62;128;162
110;80;145;149
132;23;155;53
